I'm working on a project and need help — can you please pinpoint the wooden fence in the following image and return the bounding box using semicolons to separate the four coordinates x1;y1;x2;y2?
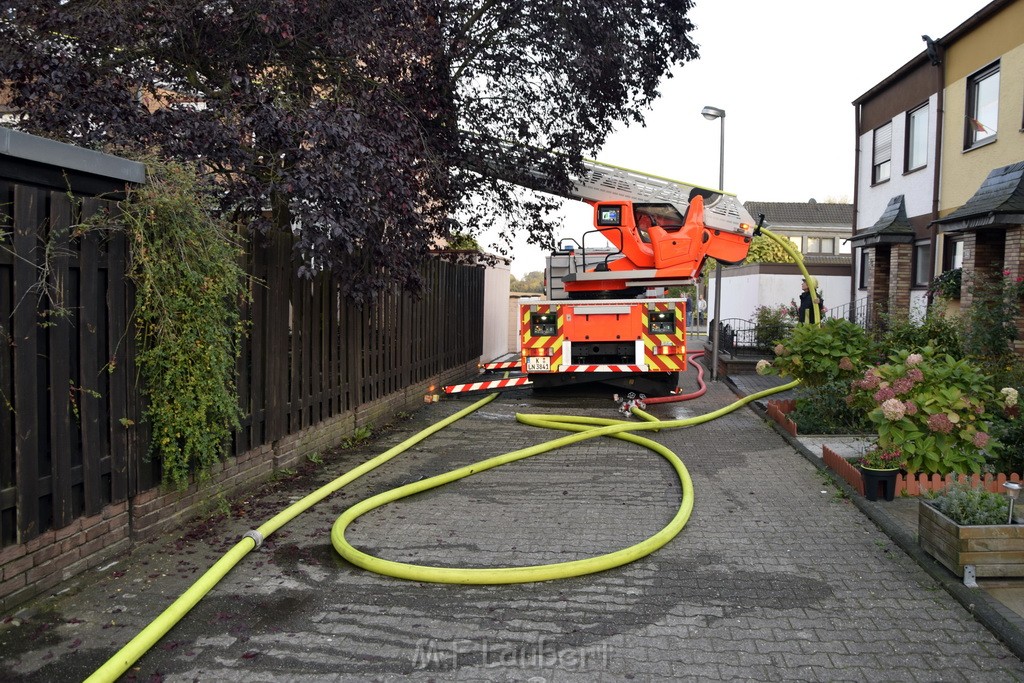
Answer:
0;175;484;550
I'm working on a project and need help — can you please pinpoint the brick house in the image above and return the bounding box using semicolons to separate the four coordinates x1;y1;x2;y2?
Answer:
851;0;1024;334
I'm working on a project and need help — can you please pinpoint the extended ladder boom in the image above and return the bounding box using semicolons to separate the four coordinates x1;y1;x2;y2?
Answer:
574;160;755;237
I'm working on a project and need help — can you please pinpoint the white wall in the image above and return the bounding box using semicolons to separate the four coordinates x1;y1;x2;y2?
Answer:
706;269;852;323
856;94;938;232
909;290;929;322
481;259;511;362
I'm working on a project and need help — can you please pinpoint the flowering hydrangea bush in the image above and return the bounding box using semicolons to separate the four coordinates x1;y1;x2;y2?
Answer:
847;347;1017;475
756;318;876;387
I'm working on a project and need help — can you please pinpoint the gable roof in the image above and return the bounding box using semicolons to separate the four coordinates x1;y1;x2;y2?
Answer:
743;201;853;228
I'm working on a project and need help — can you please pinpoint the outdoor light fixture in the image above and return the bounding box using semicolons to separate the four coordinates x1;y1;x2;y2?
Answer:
701;106;725;121
702;105;725;380
1004;481;1022;524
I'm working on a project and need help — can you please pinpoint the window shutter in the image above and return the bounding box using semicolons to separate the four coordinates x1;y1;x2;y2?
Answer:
873;123;892;164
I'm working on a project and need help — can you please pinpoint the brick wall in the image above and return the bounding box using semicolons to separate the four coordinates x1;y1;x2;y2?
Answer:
1007;227;1024;353
1;504;130;611
961;230;1010;330
867;246;890;318
888;244;912;320
1;361;477;611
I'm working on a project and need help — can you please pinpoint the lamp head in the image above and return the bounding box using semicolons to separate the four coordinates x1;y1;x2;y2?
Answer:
1004;481;1022;499
701;106;725;120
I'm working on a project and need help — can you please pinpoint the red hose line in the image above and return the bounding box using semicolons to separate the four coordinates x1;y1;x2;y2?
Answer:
644;350;708;404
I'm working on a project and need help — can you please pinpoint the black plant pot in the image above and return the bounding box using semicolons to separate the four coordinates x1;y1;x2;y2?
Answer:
860;466;899;502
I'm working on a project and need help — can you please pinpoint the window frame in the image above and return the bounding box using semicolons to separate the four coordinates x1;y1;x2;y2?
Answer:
872;122;892;184
912;241;930;288
858;249;869;290
905;103;929;173
805;236;835;254
964;61;999;150
944;237;964;271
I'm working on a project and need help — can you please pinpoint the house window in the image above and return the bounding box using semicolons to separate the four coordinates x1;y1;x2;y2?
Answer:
872;122;892;184
858;249;869;290
906;104;928;172
788;235;802;252
806;237;835;254
965;62;999;149
912;242;930;287
944;238;964;270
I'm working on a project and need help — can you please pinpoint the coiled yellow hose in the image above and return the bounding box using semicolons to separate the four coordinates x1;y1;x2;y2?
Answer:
89;224;811;680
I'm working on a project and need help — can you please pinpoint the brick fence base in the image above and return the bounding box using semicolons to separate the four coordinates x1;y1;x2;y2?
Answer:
0;361;477;612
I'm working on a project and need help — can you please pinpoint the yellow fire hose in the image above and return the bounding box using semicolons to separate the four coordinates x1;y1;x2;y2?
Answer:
88;226;812;681
87;379;797;681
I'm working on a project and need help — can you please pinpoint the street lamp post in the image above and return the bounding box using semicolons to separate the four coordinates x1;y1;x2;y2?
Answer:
701;106;725;381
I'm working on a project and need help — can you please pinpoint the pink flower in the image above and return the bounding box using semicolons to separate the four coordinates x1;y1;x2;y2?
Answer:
906;353;924;367
881;398;906;421
873;387;896;403
903;401;918;416
927;413;955;434
838;357;854;371
973;432;990;449
860;370;881;390
892;378;914;395
774;344;786;356
906;368;924;382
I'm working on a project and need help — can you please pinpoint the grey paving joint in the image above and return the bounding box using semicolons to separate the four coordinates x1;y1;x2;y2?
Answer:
243;530;264;549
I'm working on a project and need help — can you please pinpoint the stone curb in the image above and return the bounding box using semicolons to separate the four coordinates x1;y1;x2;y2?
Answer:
723;375;1024;664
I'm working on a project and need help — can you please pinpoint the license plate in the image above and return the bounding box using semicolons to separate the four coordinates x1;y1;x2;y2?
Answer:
526;356;551;372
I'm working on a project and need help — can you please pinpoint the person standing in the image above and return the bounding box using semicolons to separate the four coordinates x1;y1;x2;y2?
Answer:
797;280;823;324
697;294;707;328
683;292;693;329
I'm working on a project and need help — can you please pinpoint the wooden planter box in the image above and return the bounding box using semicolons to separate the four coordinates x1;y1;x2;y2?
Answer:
918;500;1024;578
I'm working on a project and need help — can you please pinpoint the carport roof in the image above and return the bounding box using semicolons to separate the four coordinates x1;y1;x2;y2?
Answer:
849;195;914;247
935;160;1024;233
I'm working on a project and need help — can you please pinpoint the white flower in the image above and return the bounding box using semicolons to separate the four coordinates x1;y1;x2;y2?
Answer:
906;353;924;367
756;359;771;375
1002;387;1019;408
881;398;906;421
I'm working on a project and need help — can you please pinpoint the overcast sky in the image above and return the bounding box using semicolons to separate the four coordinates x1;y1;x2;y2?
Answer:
491;0;993;277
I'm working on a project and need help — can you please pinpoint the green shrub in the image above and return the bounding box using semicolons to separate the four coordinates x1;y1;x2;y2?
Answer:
962;271;1024;376
759;318;876;387
878;309;963;362
752;304;793;351
927;268;962;300
927;482;1009;526
988;382;1024;474
788;382;872;435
